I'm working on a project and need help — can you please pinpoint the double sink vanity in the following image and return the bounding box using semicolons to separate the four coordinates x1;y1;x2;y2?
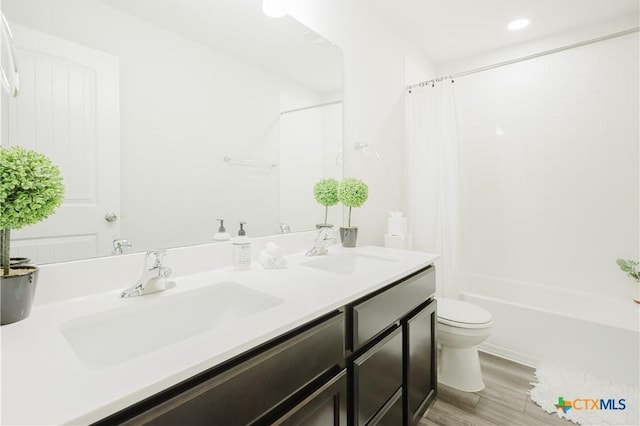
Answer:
1;234;438;425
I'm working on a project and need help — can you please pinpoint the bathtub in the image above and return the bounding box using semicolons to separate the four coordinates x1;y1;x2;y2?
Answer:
460;275;640;386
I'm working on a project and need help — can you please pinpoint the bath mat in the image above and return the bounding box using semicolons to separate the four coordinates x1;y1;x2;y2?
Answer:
530;364;639;425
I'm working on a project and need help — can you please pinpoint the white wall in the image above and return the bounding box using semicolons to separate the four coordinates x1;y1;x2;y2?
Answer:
286;1;435;245
452;30;639;301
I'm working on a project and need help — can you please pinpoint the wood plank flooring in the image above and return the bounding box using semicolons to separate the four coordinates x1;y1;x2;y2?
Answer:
421;352;574;426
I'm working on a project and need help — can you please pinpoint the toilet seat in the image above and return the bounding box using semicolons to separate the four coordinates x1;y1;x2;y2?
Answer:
437;298;492;329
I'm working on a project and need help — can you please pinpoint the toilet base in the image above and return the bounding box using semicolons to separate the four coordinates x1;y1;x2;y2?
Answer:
439;344;485;392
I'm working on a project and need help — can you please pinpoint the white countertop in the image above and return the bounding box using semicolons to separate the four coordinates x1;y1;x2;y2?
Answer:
1;245;437;425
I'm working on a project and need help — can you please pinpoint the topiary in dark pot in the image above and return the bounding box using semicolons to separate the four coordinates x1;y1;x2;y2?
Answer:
1;146;65;325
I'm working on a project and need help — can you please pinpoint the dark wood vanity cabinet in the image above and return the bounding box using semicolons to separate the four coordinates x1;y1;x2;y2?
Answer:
95;265;436;426
348;266;436;426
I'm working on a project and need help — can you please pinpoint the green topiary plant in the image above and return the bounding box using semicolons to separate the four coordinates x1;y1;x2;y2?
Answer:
337;177;368;227
616;259;640;282
313;178;339;226
1;146;65;276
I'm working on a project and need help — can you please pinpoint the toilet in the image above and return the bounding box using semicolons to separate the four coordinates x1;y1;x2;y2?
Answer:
437;298;493;392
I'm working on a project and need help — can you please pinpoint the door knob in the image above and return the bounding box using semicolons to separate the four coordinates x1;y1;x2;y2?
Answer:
105;212;118;223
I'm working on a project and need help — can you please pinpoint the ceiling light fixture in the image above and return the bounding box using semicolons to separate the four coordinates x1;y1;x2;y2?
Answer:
507;18;530;31
262;0;286;18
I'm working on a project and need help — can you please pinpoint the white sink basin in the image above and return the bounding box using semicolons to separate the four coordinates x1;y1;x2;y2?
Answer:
60;282;283;368
302;253;399;275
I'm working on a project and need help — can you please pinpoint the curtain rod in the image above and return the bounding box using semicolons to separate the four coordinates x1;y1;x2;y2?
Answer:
280;100;342;115
407;27;640;91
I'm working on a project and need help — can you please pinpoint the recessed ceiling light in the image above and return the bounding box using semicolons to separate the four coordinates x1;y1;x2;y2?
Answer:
507;18;530;31
262;0;286;18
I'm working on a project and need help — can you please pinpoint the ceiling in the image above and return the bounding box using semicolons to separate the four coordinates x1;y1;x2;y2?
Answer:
367;0;640;64
98;0;342;94
93;0;639;84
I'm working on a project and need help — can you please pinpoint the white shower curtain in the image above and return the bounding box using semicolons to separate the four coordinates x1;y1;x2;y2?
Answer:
406;81;460;298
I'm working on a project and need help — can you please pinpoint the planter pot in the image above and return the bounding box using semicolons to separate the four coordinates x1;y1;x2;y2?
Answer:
10;257;31;267
1;266;39;325
631;282;640;305
316;224;334;229
339;226;358;248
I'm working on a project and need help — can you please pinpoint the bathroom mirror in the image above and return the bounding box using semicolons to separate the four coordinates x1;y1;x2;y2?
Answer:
1;0;343;264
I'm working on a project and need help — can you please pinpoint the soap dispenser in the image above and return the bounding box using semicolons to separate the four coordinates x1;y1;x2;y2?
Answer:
213;219;231;241
232;221;251;270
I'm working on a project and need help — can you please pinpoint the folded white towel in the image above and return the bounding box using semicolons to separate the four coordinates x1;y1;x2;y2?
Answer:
265;241;284;258
259;250;288;269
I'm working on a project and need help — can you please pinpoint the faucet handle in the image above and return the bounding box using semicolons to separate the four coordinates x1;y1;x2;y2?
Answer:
317;227;335;241
159;266;172;278
144;249;167;269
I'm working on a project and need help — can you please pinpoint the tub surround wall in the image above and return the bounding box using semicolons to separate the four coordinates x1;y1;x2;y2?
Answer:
454;28;639;301
441;20;639;383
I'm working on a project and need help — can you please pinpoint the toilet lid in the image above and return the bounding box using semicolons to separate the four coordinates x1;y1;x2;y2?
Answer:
437;298;492;327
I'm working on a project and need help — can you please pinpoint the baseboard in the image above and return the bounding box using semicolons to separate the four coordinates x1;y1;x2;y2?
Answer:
478;342;539;368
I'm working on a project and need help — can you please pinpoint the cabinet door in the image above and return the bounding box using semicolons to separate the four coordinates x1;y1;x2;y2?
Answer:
274;370;347;425
404;300;437;425
352;327;403;426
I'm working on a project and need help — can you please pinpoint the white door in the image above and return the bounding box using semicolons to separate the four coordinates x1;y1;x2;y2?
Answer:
2;23;120;264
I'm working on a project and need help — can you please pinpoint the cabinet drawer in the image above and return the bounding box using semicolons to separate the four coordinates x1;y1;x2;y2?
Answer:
275;369;347;425
121;312;344;426
350;266;434;351
369;388;402;426
353;327;403;426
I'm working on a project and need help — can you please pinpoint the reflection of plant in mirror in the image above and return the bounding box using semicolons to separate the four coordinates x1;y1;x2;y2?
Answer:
616;259;640;282
338;177;368;227
0;147;65;276
313;178;339;225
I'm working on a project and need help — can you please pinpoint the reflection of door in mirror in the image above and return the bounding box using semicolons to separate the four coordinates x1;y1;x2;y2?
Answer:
3;24;120;264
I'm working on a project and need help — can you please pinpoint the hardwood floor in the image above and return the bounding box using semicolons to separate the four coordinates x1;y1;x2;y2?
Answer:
421;352;574;426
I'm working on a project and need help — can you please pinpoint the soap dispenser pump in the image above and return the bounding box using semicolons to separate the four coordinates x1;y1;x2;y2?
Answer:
232;221;251;270
213;219;231;241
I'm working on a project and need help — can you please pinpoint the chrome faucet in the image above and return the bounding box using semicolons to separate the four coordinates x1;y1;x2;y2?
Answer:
306;227;335;256
120;249;176;298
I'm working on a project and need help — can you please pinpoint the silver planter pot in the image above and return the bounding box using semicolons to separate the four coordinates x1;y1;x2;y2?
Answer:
1;266;39;326
339;226;358;248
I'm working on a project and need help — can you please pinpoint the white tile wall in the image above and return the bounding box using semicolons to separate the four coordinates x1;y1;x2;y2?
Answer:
456;33;639;300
